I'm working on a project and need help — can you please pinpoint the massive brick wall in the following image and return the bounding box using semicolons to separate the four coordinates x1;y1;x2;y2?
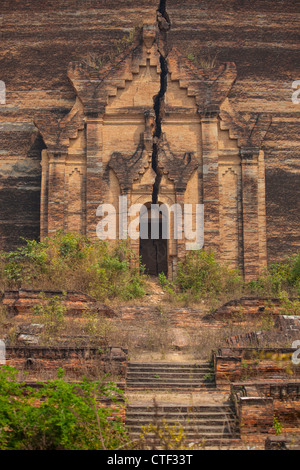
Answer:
0;0;157;250
0;0;299;265
167;0;300;263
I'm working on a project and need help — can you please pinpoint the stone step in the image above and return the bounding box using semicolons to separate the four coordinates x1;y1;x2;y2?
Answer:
125;358;239;447
126;418;236;427
126;404;234;412
126;382;216;390
126;409;236;420
126;374;214;382
128;432;240;443
129;437;242;448
127;366;213;369
126;382;215;388
128;362;212;369
127;370;214;377
126;361;216;390
127;424;236;433
126;410;235;418
125;401;239;446
126;373;215;382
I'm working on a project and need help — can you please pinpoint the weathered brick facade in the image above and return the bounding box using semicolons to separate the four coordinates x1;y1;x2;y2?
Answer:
5;345;128;381
2;289;115;317
0;0;299;280
232;382;300;444
214;347;300;389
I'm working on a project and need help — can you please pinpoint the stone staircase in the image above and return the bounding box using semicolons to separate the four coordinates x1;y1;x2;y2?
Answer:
125;403;239;447
125;361;241;447
126;362;216;391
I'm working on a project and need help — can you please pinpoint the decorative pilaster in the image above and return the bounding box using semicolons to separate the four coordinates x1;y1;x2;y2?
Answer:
201;113;220;255
86;115;103;240
40;150;49;238
47;151;67;234
220;99;271;280
240;149;260;280
34;102;85;239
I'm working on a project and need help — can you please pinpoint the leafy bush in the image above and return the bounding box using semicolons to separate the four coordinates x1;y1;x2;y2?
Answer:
0;366;128;450
0;232;146;301
33;294;66;340
248;253;300;296
159;249;300;304
141;420;187;450
158;272;168;288
273;415;283;436
174;250;242;299
278;290;300;316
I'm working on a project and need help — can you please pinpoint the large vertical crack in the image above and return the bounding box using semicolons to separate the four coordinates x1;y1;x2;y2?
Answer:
152;0;170;204
157;0;171;30
152;54;168;204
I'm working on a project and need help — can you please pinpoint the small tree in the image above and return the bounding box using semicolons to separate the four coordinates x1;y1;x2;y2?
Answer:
0;366;128;450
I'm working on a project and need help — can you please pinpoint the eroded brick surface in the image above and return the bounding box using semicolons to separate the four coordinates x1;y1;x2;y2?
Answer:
1;1;298;280
232;382;300;445
2;289;115;317
5;345;128;382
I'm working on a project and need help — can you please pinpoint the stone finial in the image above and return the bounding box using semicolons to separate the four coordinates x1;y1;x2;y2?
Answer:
142;23;156;50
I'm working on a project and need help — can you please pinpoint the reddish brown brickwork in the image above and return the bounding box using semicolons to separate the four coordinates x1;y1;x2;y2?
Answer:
167;0;300;265
5;345;128;382
1;289;115;317
214;347;300;389
232;382;300;445
265;436;300;450
32;23;267;280
207;297;300;321
0;0;299;280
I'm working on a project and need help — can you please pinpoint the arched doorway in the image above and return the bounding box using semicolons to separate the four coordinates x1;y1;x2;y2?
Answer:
139;205;168;276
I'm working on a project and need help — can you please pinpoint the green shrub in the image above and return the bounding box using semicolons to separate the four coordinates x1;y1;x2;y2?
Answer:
0;366;128;450
273;416;283;436
174;250;242;299
158;272;168;288
248;253;300;296
287;252;300;290
0;233;146;302
279;290;300;316
33;294;66;340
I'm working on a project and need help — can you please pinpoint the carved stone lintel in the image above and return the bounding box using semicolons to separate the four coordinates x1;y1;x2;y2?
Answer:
34;104;85;152
108;135;152;193
220;99;271;151
167;48;237;115
157;134;199;193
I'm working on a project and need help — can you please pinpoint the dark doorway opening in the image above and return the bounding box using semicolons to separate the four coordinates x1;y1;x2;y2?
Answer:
139;208;168;276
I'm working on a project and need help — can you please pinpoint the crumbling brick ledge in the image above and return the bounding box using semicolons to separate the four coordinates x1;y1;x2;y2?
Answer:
206;297;300;321
231;381;300;446
4;345;128;381
1;289;115;317
213;347;300;389
265;435;300;450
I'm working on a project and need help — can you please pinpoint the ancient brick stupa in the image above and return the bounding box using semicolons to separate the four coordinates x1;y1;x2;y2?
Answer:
0;1;299;280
